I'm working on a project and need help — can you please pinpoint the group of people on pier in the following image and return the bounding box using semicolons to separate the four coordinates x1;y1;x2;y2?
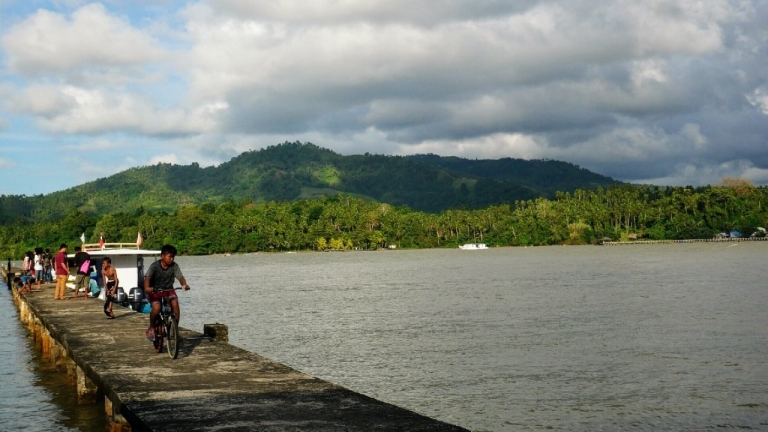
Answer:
13;243;191;347
14;244;113;303
50;244;119;314
16;247;52;293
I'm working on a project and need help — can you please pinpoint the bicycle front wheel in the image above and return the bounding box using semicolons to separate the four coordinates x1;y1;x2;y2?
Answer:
154;320;164;354
165;316;179;359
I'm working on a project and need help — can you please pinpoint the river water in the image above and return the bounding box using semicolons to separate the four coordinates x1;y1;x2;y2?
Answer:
2;243;768;431
0;289;106;431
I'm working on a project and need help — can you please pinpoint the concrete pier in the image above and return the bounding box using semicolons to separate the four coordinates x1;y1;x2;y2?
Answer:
9;285;469;431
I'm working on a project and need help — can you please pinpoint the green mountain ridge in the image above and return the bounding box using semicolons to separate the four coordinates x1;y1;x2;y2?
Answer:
1;142;619;223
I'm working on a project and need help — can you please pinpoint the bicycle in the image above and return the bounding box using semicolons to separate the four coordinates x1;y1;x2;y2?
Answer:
152;293;180;359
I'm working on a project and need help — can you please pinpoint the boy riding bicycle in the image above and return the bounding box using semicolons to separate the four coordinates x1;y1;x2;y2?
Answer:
144;244;191;341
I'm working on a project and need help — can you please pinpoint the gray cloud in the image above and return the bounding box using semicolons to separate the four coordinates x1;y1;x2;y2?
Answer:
209;0;542;26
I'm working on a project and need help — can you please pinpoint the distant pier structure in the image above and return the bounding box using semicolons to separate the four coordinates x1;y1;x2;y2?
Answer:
601;237;768;246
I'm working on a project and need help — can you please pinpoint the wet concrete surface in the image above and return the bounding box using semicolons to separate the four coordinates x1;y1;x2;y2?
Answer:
14;285;469;431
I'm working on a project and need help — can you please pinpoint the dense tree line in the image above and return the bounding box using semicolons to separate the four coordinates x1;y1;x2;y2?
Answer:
2;181;765;259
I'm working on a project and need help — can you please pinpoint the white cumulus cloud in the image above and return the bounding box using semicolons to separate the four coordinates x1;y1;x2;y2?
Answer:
3;3;165;77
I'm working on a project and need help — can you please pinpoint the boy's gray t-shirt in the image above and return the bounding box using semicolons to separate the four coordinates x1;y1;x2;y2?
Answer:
145;260;183;291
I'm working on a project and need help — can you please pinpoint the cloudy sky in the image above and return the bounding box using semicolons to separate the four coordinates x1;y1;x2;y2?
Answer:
1;0;767;195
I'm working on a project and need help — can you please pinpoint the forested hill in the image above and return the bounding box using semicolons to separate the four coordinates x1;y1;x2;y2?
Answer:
3;142;619;222
406;154;613;198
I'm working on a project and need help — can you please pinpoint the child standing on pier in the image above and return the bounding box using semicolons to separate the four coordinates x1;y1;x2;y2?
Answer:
43;248;53;283
33;248;44;291
102;257;119;319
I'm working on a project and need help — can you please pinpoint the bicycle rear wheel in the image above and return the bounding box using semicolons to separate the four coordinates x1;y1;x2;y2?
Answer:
165;316;179;359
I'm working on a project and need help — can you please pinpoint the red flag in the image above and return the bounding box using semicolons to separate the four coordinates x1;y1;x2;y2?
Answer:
137;232;143;248
99;234;105;249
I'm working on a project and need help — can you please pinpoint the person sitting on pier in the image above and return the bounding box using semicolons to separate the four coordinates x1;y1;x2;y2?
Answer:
143;244;191;341
16;275;34;293
13;276;24;292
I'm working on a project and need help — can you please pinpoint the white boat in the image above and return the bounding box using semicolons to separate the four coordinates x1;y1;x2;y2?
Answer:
70;243;161;313
459;243;488;250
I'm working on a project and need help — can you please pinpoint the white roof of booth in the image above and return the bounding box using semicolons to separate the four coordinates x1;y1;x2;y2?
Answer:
70;243;161;257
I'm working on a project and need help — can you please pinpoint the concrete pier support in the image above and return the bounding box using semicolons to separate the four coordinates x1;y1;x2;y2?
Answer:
40;325;54;357
32;318;40;341
77;365;99;404
66;357;78;387
105;397;131;432
51;341;68;371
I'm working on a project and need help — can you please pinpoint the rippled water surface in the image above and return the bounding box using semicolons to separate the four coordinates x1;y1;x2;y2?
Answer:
178;243;768;431
0;290;105;431
3;243;768;431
